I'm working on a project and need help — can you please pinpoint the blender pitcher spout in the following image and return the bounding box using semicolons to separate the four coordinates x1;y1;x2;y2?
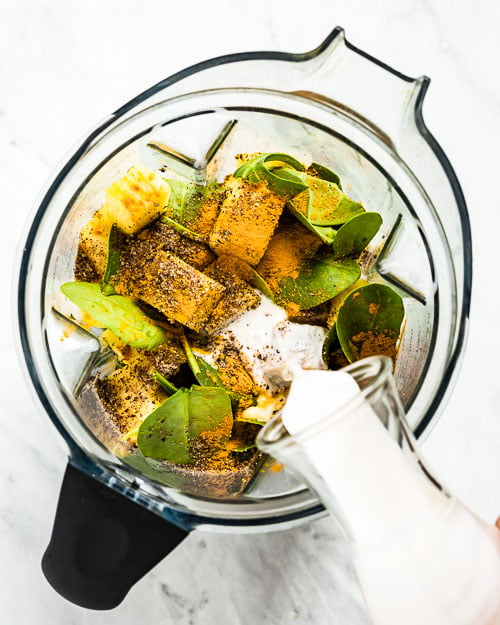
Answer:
296;28;431;148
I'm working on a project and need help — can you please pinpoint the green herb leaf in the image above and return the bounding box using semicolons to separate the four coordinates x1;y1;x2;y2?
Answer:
160;214;208;243
322;323;339;365
248;268;276;301
61;282;168;349
137;388;192;463
234;153;307;196
101;224;122;295
137;385;233;464
187;386;232;439
332;212;382;258
321;323;349;369
273;163;341;188
287;198;337;244
154;371;179;395
164;178;202;224
164;178;220;229
290;178;364;227
307;162;342;188
277;255;360;310
336;284;404;363
179;331;248;402
180;331;220;385
195;357;223;387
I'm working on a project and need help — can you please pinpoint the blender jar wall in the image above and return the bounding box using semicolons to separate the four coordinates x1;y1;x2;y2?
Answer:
18;30;471;531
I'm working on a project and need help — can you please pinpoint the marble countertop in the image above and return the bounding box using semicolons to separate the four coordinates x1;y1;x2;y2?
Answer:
1;1;499;623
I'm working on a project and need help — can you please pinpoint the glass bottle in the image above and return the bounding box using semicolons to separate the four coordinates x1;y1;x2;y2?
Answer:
257;356;500;625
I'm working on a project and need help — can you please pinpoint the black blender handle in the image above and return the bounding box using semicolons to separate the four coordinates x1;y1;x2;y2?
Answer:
42;462;188;610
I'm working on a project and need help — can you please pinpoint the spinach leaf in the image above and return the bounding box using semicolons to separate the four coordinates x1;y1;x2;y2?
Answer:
101;224;122;295
291;178;364;227
61;282;168;349
274;162;341;187
122;452;192;489
164;178;203;224
161;214;208;243
248;268;276;301
287;197;337;244
322;323;340;365
336;284;404;363
164;178;220;230
307;162;342;188
154;371;179;395
179;331;248;405
236;415;267;426
137;389;192;463
234;153;307;196
180;330;221;386
277;255;360;310
137;385;233;464
195;357;223;387
332;212;382;258
321;323;350;369
187;386;232;439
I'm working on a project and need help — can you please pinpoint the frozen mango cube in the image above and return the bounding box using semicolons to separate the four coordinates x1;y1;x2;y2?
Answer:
79;208;115;275
209;178;285;265
204;255;260;332
141;251;225;331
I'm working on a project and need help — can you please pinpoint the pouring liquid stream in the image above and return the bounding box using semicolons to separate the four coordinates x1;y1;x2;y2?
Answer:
280;367;500;625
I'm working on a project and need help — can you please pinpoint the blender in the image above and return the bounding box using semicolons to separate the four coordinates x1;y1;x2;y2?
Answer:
17;27;471;609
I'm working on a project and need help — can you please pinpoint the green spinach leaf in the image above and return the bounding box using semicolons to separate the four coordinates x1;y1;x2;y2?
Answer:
277;255;360;310
336;284;404;363
307;162;342;188
234;153;307;196
230;442;257;452
179;331;249;405
180;330;221;386
137;389;192;463
154;371;179;395
137;385;233;464
287;198;337;244
160;214;208;243
187;386;232;439
291;178;364;227
332;212;382;258
322;323;340;365
248;268;276;301
61;282;168;349
164;178;203;224
101;224;122;295
164;178;220;230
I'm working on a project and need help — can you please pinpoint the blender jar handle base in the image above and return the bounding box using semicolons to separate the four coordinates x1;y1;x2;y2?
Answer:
42;462;188;610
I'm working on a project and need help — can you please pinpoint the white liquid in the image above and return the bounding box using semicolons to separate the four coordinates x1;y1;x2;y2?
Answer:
222;294;327;390
282;369;500;625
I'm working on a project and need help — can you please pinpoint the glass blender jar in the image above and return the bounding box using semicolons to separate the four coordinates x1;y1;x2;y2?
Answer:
17;27;471;608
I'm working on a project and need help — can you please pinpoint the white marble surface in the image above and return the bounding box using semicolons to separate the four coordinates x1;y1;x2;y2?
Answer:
1;0;500;623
